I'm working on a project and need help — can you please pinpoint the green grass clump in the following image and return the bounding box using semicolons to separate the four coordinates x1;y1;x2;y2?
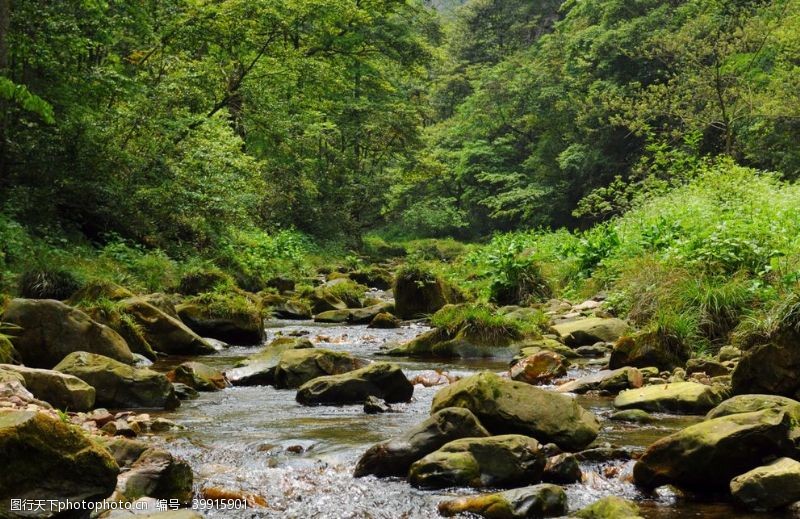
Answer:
190;290;263;320
326;280;367;308
430;303;540;345
178;267;235;296
18;268;83;300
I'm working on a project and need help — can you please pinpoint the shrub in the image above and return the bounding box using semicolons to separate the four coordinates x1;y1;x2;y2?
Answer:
18;269;83;300
431;303;526;345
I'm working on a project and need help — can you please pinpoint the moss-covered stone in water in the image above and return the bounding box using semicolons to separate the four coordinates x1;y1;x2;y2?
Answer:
296;362;414;405
0;410;119;513
438;484;567;519
273;348;367;389
574;496;643;518
614;381;728;414
431;372;599;451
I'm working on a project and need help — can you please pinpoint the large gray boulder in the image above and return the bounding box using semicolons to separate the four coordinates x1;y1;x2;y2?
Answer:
296;363;413;406
614;381;728;414
551;318;628;347
730;457;800;511
273;348;367;389
2;299;134;368
120;297;216;355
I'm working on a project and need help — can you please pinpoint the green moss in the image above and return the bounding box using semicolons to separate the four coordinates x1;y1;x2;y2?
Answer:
326;279;367;308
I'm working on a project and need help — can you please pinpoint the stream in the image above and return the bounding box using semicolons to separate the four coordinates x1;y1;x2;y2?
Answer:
152;320;785;518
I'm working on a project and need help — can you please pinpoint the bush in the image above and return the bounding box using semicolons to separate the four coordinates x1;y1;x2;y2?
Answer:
431;303;527;344
18;269;83;300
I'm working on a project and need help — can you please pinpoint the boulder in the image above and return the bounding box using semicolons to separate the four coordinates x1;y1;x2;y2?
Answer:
609;409;653;423
542;453;582;484
349;268;394;290
393;268;463;319
55;352;179;410
225;337;313;387
313;309;351;323
509;351;567;385
114;445;193;504
348;303;395;324
0;364;95;411
2;299;135;368
556;367;642;394
168;361;229;391
438;484;567;519
686;358;730;377
296;362;413;406
633;408;798;491
706;394;800;421
369;312;401;329
0;410;119;514
430;372;599;451
177;300;264;346
273;348;367;389
610;332;690;372
363;396;390;414
354;407;490;477
512;338;580;361
271;298;313;320
732;334;800;397
409;434;545;489
120;298;215;355
718;345;742;362
730;457;800;511
308;286;348;314
550;318;628;347
574;496;643;519
614;381;728;414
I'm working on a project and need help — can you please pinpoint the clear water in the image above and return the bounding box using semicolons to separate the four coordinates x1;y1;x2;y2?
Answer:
150;320;785;518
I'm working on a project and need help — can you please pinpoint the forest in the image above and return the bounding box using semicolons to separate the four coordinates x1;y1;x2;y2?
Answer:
2;0;800;518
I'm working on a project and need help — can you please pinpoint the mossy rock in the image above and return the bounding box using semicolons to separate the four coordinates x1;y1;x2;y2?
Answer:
296;362;413;406
369;312;401;329
66;280;134;305
730;457;800;511
0;365;95;411
177;291;265;345
512;338;580;361
438;484;567;519
0;336;20;365
633;408;798;491
509;350;567;385
556;367;643;394
731;332;800;397
169;361;230;391
705;394;800;421
610;331;690;372
0;410;119;514
393;267;464;319
574;496;643;519
349;268;394;290
273;348;367;389
355;407;490;478
2;298;135;368
551;317;628;347
409;434;546;489
614;381;728;414
115;447;194;505
55;351;179;410
178;269;233;296
431;372;599;451
84;304;159;361
308;286;348;314
226;337;314;386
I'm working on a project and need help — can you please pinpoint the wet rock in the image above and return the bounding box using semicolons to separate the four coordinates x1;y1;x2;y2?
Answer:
409;370;456;387
509;351;567;385
730;457;800;511
115;447;193;504
431;372;599;451
393;268;463;319
296;362;414;405
2;298;135;368
308;286;348;314
614;381;728;414
706;394;800;420
369;312;401;329
610;332;690;372
274;348;367;389
574;496;643;519
686;357;729;377
120;297;216;355
438;484;567;519
0;364;95;411
354;407;490;478
363;396;390;414
576;445;639;463
575;344;609;357
0;410;119;514
168;361;229;391
609;409;653;423
512;338;580;361
349;303;395;325
543;453;582;484
55;352;179;410
731;335;800;397
177;299;264;346
314;309;352;323
550;318;629;347
150;418;181;432
556;367;643;394
172;383;199;400
633;408;798;491
267;296;313;320
409;434;546;489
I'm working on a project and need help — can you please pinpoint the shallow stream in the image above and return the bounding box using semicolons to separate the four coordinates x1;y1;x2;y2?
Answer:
153;320;784;518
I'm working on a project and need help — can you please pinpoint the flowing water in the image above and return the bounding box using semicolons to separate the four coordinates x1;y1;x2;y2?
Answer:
152;320;786;518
